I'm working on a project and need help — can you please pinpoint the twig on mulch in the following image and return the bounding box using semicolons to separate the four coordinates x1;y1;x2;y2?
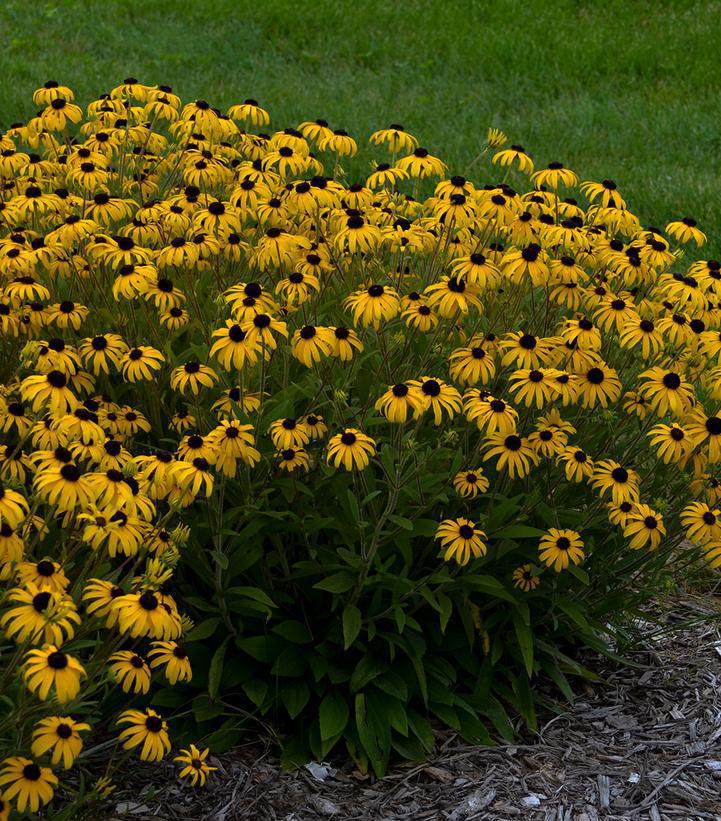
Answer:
106;597;721;821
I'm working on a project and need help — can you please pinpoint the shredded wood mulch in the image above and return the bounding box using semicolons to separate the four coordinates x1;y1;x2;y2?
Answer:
107;598;721;821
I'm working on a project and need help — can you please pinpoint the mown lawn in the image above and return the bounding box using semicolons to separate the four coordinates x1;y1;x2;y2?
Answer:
1;0;719;235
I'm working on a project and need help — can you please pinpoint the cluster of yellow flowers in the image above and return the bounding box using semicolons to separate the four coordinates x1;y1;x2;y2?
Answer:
0;77;719;814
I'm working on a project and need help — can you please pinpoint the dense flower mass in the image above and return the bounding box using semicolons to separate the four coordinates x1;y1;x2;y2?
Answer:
0;77;718;806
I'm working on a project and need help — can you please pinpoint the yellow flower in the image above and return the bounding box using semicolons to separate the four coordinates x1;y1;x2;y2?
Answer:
175;744;217;787
117;709;171;762
31;716;90;769
327;429;376;471
435;518;488;565
0;757;58;814
538;528;585;572
23;645;86;702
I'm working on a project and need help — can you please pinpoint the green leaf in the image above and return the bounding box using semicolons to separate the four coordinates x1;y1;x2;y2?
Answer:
554;597;590;629
460;574;517;604
437;592;453;633
342;605;362;649
319;690;349;741
313;572;355;593
270;646;307;677
388;514;413;531
280;735;310;771
230;586;276;609
237;635;285;662
208;637;230;700
512;610;534;677
512;672;538;731
185;618;220;642
566;564;590;585
542;659;575;703
494;524;546;539
272;620;312;644
350;655;386;692
281;681;311;718
355;693;391;776
243;679;268;707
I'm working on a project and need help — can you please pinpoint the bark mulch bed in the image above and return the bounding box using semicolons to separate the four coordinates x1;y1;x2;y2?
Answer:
108;597;721;821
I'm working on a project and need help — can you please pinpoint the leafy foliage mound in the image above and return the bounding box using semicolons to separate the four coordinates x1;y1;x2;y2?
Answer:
0;78;718;814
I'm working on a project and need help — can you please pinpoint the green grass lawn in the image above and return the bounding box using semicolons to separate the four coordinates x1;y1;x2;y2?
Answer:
1;0;719;237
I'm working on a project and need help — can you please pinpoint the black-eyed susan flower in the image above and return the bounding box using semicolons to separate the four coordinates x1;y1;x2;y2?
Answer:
175;744;217;787
291;324;335;367
269;418;311;450
492;144;534;175
170;457;215;498
169;362;219;395
23;645;85;702
557;446;594;482
622;390;649;419
108;651;152;694
538;528;584;572
79;333;127;375
375;383;425;423
117;708;171;762
120;345;165;382
435;518;487;565
482;432;539;479
113;590;181;640
33;463;94;512
370;124;418;154
451;252;501;290
31;716;90;769
0;484;29;528
531;161;578;190
608;501;636;528
328;326;364;361
528;424;567;457
240;312;288;351
327;429;376;471
502;243;550;287
647;423;692;465
344;283;400;328
512;564;540;591
619;317;664;358
148;640;193;684
0;584;79;645
208;420;260;471
623;504;665;550
276;447;310;472
396;147;446;179
686;410;721;462
499;331;556;369
82;578;124;626
0;757;58;814
424;276;481;317
590;460;640;505
508;368;562;409
452;468;490;497
680;501;721;545
409;377;462;425
466;393;518;435
449;343;496;386
20;369;79;414
318;128;357;157
16;559;69;594
665;217;706;246
402;300;438;331
638;367;694;417
577;364;622;408
228;98;270;126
